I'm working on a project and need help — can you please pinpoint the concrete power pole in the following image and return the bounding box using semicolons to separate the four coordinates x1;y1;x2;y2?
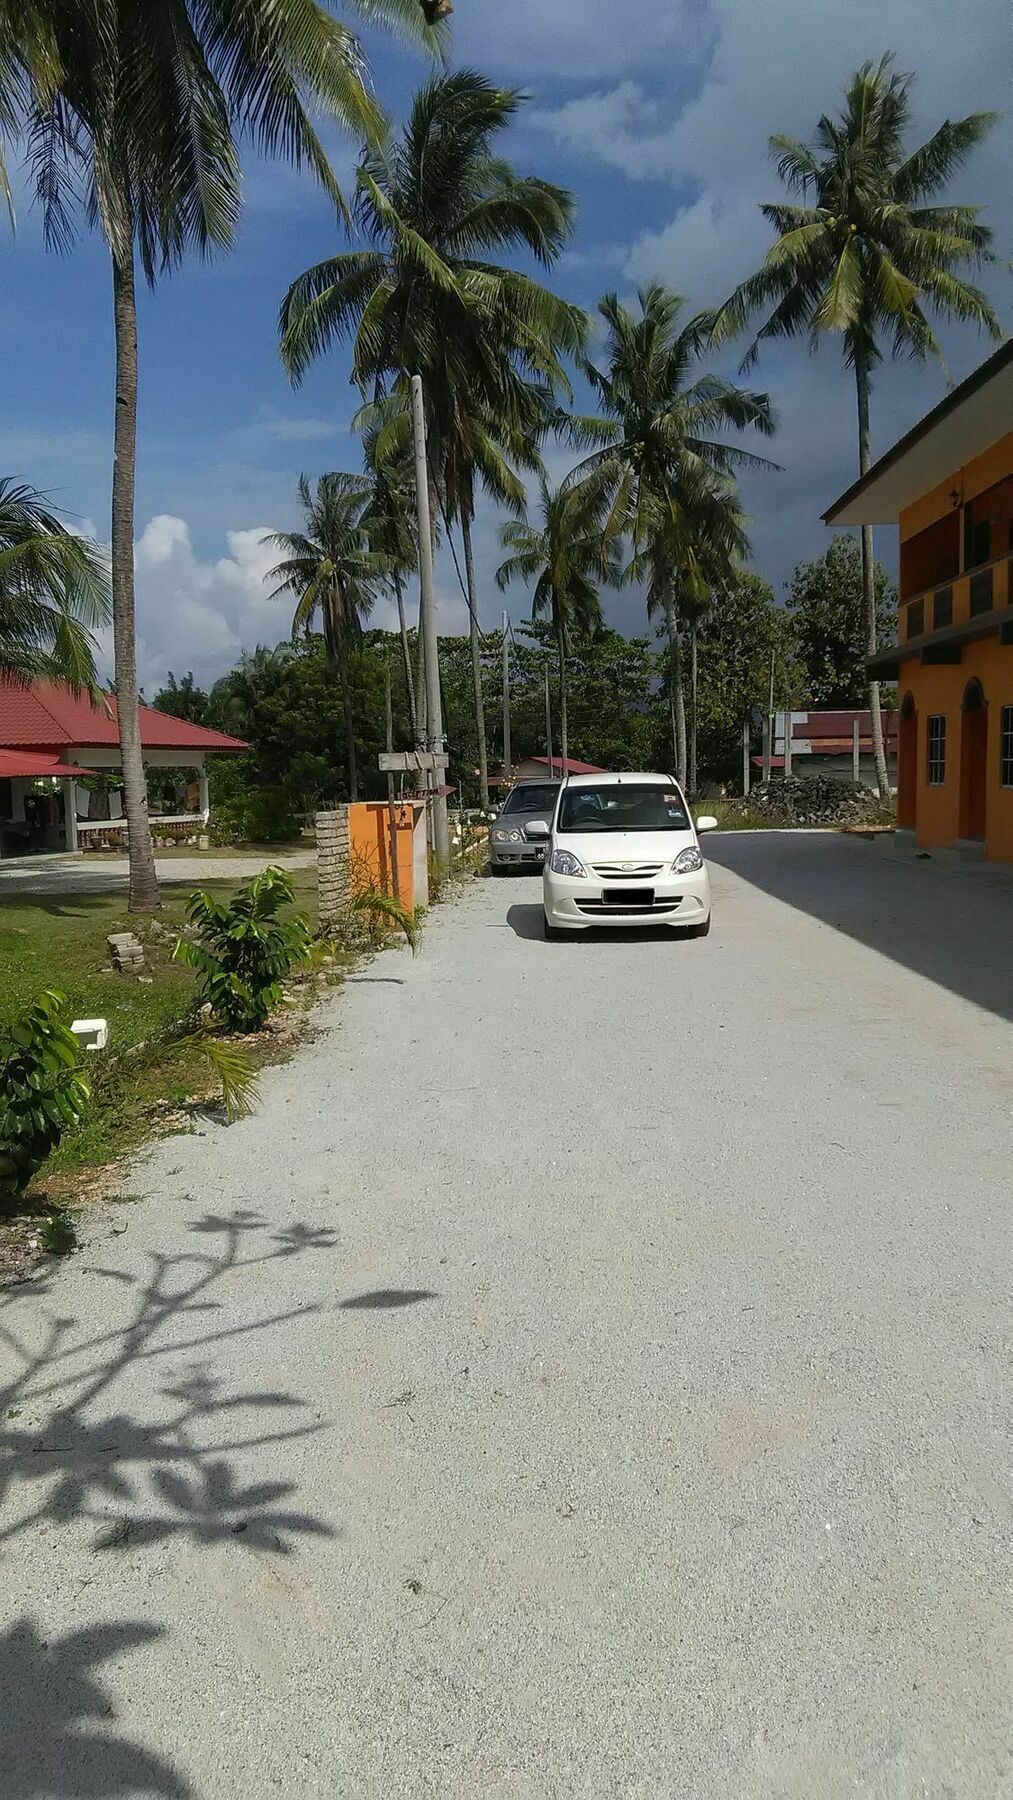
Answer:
502;610;511;784
410;373;449;866
544;664;553;777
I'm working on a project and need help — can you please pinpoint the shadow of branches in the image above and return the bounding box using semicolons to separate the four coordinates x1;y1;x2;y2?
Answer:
0;1209;339;1797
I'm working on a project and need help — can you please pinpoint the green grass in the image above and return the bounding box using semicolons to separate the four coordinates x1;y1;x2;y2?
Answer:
0;869;321;1180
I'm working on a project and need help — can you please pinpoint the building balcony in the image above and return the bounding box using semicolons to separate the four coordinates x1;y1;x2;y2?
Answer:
870;553;1013;677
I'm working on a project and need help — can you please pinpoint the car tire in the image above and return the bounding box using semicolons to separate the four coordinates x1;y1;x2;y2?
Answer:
685;915;711;939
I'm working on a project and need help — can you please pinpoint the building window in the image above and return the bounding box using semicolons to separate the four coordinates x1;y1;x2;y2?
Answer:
1002;706;1013;789
933;585;953;629
969;566;994;616
927;715;947;786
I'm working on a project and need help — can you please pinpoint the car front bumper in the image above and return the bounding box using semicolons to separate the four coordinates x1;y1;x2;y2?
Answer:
490;840;546;868
543;864;712;929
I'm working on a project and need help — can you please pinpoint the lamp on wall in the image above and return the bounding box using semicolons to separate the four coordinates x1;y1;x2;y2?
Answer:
949;488;961;508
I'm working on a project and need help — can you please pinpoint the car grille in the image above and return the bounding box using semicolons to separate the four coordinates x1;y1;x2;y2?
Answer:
576;897;682;916
590;862;664;878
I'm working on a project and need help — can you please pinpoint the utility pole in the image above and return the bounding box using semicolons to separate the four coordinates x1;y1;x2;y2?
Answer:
384;666;400;903
765;646;775;784
742;718;751;797
783;707;793;778
501;610;511;787
410;373;449;866
544;663;553;778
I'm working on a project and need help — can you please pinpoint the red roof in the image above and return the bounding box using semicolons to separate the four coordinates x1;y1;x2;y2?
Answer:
0;679;246;753
527;755;606;775
0;748;95;778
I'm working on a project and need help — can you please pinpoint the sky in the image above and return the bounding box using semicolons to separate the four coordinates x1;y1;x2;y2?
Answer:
1;0;1009;693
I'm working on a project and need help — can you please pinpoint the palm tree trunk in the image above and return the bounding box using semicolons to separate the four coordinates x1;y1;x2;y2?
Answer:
393;569;416;739
689;617;699;797
663;588;687;787
855;345;890;798
338;637;358;803
557;622;568;770
461;510;489;809
111;234;159;912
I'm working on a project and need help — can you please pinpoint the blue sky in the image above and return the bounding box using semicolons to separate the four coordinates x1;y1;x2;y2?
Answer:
2;0;1009;690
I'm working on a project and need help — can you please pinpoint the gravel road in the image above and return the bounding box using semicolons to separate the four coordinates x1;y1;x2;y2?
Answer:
2;833;1010;1799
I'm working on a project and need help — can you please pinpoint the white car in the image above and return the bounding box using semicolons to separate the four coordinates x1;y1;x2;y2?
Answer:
542;772;717;939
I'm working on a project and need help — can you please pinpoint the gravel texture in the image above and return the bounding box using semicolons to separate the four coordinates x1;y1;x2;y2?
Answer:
1;833;1010;1799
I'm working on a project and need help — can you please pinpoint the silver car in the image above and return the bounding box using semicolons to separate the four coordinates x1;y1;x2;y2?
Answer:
489;781;560;873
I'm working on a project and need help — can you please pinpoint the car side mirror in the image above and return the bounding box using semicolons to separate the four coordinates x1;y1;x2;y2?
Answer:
695;815;718;832
526;819;549;838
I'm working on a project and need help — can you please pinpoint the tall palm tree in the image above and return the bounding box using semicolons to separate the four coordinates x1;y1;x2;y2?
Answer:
280;70;584;786
6;0;435;910
567;284;776;784
0;478;110;685
496;478;620;769
360;403;419;740
712;55;1002;796
265;473;390;803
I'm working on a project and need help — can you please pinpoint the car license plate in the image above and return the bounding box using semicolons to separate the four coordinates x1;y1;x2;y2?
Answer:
603;887;652;906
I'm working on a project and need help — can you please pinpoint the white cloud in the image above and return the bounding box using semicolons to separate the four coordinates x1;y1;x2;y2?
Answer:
453;0;701;83
91;514;472;694
530;82;685;181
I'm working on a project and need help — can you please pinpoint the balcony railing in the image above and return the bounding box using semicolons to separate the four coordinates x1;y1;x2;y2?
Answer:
899;552;1010;644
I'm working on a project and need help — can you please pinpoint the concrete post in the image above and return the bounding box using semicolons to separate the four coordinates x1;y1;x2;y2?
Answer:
62;779;79;852
316;807;352;929
852;716;861;786
742;719;751;797
783;711;793;778
197;770;210;821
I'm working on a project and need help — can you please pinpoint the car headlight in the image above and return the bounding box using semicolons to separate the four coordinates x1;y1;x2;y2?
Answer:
549;848;587;878
493;827;522;843
671;845;704;874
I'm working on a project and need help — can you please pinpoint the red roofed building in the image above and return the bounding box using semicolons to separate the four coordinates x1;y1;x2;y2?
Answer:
752;709;898;785
515;755;606;779
0;678;246;856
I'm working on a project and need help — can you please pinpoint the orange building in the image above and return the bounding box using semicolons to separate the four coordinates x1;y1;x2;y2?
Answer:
825;341;1013;863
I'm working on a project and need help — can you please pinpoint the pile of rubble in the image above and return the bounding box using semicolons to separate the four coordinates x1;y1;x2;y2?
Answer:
744;776;890;828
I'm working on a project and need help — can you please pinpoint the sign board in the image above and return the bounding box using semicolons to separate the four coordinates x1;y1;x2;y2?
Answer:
378;750;449;774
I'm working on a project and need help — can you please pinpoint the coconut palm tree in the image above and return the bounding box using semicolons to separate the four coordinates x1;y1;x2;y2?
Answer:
0;478;110;686
5;0;435;910
712;55;1002;796
360;404;419;740
281;71;584;793
496;478;620;770
265;474;390;803
566;284;776;784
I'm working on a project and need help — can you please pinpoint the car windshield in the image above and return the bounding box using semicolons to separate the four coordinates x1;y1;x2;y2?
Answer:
558;784;690;833
502;785;558;815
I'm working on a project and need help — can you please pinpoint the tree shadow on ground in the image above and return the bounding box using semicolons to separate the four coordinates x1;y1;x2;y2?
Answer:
0;1209;339;1798
706;832;1013;1022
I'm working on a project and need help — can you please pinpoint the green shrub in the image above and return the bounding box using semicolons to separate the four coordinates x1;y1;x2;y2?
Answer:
173;866;311;1033
0;991;90;1198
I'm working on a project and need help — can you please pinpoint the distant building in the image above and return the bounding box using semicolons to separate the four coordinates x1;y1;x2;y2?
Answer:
513;755;606;781
756;709;898;786
825;339;1012;863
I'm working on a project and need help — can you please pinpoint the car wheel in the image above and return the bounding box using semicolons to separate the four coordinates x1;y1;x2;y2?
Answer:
685;915;711;938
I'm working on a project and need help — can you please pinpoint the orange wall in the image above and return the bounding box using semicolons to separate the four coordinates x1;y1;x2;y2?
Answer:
348;801;425;908
899;433;1013;544
898;637;1013;861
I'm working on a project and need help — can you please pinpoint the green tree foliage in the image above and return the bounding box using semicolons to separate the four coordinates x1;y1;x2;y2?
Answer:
151;671;209;724
0;990;89;1197
174;867;311;1034
713;54;1001;794
0;478;109;687
787;538;895;707
693;574;800;778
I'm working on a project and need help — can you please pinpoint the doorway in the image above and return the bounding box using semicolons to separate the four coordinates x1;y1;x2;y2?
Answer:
959;680;988;842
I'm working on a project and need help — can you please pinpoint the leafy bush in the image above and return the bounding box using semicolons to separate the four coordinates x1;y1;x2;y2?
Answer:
0;991;90;1198
173;866;311;1032
207;762;303;846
